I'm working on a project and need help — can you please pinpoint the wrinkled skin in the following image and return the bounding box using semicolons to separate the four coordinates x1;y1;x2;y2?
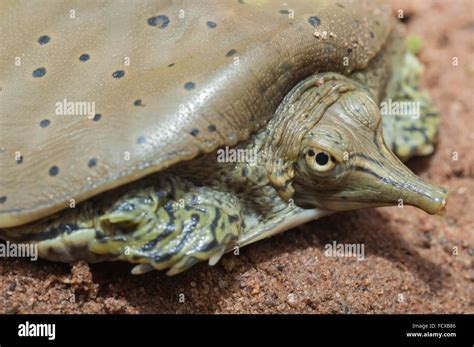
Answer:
294;85;447;214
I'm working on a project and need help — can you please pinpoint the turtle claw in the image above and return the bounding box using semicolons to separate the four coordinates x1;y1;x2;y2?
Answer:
131;263;155;275
209;246;226;266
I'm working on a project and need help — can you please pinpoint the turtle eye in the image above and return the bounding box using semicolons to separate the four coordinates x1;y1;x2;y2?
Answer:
305;148;336;172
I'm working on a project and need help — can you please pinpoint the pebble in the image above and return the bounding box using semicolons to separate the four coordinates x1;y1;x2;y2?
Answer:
251;283;260;296
287;293;298;307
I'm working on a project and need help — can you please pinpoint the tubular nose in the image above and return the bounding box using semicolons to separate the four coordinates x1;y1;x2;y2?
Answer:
400;176;448;215
377;142;449;215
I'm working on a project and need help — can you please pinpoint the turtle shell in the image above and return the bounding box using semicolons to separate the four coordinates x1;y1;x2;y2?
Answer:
0;0;393;227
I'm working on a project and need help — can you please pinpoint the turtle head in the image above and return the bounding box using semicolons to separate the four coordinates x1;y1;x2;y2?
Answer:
293;89;448;215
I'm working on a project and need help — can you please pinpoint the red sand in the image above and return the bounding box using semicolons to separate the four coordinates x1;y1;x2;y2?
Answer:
0;0;472;313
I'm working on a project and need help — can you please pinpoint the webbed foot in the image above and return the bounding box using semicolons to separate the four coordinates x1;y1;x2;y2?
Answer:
89;181;243;275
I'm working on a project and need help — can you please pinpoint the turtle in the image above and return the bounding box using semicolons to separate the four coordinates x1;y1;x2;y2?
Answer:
0;0;448;275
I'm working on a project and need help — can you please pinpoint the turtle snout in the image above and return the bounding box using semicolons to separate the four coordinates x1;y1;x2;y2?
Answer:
376;148;449;215
398;176;448;215
347;140;449;215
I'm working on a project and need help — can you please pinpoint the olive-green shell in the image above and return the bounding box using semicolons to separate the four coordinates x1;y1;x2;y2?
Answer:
0;0;393;227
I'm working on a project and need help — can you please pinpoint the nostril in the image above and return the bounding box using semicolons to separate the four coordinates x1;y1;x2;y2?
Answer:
424;187;448;215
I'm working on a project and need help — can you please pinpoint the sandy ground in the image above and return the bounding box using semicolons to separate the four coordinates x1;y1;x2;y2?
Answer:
1;0;473;314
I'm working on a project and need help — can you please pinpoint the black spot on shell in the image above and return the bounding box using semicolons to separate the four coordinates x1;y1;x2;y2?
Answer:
279;9;290;15
370;31;375;38
112;70;125;79
207;21;217;28
40;119;50;128
137;136;147;144
346;47;353;55
49;166;59;176
148;15;170;28
190;128;199;136
134;99;143;106
308;16;321;27
184;82;195;90
79;54;90;61
93;114;101;121
88;158;97;168
38;35;50;45
226;49;237;57
32;67;46;78
208;124;216;132
168;63;175;67
336;3;345;8
0;196;6;204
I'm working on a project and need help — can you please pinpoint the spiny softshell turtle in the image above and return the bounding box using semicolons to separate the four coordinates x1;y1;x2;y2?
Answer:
0;0;447;275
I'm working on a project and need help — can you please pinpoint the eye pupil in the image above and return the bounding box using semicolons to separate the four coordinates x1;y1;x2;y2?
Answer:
315;152;329;165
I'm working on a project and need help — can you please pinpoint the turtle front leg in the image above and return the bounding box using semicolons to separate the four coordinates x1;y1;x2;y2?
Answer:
381;38;440;161
89;182;243;275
